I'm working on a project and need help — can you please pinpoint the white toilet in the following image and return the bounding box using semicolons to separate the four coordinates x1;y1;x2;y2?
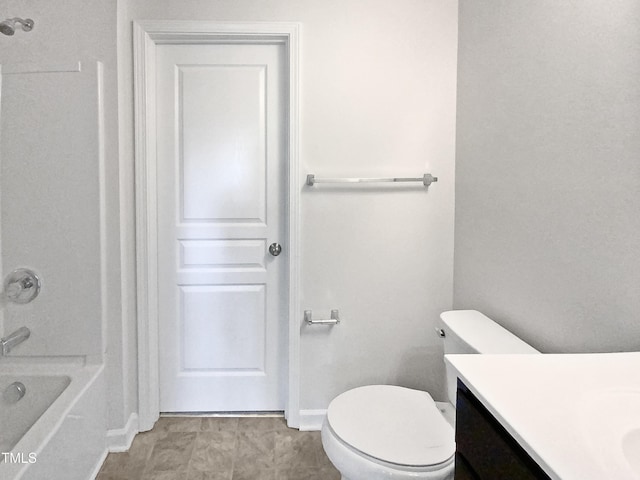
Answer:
321;310;540;480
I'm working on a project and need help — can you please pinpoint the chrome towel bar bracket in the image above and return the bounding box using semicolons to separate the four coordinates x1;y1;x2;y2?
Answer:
305;173;438;187
304;309;340;325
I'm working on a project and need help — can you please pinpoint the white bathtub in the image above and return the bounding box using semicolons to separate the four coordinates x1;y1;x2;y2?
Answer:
0;363;106;480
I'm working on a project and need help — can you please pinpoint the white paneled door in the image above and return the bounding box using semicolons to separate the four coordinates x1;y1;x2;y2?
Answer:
156;42;287;412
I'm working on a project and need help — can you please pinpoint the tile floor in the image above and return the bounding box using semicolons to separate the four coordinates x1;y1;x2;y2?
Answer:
96;416;341;480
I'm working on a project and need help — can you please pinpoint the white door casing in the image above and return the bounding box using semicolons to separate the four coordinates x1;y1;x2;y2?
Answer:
156;43;285;411
133;21;301;430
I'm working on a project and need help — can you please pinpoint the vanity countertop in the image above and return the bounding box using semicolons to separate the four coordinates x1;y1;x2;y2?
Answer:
445;352;640;480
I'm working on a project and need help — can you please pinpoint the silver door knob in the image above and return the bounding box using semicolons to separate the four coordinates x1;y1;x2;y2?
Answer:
269;243;282;257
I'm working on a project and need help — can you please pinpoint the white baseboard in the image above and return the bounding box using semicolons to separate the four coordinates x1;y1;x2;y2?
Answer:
298;409;326;431
107;412;139;452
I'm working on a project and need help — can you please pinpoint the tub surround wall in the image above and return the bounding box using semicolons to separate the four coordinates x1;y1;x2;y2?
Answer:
454;0;640;352
1;62;103;357
121;0;458;425
0;0;134;444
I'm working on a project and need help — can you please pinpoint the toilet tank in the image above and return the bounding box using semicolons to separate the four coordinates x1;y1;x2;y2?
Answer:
439;310;540;405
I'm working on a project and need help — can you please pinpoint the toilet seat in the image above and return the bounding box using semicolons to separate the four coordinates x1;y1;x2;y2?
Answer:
326;385;455;467
322;422;454;480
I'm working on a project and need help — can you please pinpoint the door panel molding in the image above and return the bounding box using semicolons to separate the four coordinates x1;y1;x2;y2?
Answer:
133;20;301;431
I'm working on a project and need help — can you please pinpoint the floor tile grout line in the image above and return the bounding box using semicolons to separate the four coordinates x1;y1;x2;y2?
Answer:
184;427;197;475
230;419;240;479
140;431;158;478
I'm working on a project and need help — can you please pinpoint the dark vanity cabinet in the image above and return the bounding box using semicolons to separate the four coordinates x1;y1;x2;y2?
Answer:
454;380;552;480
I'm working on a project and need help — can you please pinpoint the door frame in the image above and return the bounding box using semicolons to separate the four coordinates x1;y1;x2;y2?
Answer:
133;20;301;431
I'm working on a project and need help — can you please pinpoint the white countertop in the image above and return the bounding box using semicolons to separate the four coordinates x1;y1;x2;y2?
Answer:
445;352;640;480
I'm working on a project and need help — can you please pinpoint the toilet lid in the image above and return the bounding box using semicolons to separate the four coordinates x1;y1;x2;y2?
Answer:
326;385;455;467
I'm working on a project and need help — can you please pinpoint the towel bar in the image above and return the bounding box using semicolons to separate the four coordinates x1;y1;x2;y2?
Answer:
305;173;438;187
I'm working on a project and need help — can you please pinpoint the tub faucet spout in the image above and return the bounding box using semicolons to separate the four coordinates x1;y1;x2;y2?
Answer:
1;326;30;355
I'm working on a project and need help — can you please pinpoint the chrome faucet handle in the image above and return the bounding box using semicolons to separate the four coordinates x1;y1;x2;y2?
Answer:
3;268;41;304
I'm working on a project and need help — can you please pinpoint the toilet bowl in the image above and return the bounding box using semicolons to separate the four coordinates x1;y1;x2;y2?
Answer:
321;310;539;480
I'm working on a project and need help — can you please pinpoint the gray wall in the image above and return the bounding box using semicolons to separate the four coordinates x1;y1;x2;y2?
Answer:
454;0;640;352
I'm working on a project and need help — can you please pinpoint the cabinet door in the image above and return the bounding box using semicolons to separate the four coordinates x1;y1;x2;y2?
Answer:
455;381;551;480
454;453;480;480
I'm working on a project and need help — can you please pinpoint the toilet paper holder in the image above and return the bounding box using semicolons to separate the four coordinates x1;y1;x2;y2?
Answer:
304;309;340;326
